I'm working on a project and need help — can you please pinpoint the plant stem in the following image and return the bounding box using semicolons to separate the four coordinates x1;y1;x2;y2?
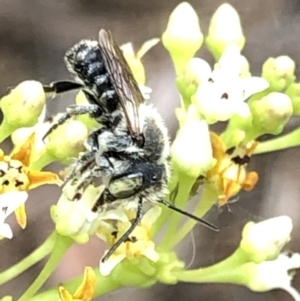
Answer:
0;120;15;143
159;173;195;250
17;233;73;301
171;248;249;285
255;127;300;154
0;231;56;285
29;152;56;170
29;268;120;301
168;185;218;250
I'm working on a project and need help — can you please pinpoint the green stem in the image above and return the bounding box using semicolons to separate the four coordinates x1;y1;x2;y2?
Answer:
159;173;195;250
29;152;57;170
0;232;56;285
29;268;120;301
152;172;179;237
0;120;15;143
168;185;218;250
172;248;249;285
255;127;300;154
17;233;73;301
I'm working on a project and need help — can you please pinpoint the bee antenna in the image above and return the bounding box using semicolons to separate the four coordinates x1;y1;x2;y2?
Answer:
158;199;219;232
101;196;144;262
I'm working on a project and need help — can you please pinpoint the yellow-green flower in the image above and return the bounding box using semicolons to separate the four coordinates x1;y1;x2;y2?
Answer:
98;206;161;276
207;133;258;206
0;133;60;228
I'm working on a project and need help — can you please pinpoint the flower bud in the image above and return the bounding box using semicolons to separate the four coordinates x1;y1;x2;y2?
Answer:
46;117;88;163
0;297;13;301
240;216;293;263
285;82;300;115
0;81;46;129
262;56;296;91
162;2;203;74
75;91;99;130
171;120;216;178
205;4;245;59
176;58;211;108
250;92;293;136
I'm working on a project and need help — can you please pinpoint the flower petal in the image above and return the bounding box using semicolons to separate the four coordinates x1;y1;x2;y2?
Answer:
58;286;73;301
141;206;162;228
73;266;96;301
0;223;13;239
142;245;160;262
14;203;27;229
242;77;270;100
99;252;126;276
0;191;28;238
27;170;60;190
11;133;35;167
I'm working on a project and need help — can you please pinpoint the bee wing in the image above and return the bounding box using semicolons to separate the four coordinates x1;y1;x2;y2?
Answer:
98;29;144;137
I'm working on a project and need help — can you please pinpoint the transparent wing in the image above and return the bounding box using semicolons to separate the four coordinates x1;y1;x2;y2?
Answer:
98;29;145;137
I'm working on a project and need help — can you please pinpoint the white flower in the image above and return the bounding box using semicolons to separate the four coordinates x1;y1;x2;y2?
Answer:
193;44;269;124
246;253;300;301
0;191;28;239
241;216;293;262
98;206;162;276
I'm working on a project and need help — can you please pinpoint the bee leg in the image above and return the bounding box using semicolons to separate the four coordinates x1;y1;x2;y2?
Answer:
43;81;83;97
43;104;102;140
101;196;144;262
71;169;95;197
62;153;96;189
158;199;220;232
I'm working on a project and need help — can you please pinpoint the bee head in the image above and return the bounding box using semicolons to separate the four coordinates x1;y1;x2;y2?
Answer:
107;162;169;203
64;40;100;77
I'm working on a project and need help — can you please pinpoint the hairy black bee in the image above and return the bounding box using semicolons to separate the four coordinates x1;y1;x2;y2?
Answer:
43;29;218;261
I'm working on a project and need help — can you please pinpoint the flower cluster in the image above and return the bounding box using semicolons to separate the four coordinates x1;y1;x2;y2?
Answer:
1;2;300;301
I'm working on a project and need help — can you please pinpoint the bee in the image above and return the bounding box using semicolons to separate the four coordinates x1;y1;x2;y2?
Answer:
43;29;219;261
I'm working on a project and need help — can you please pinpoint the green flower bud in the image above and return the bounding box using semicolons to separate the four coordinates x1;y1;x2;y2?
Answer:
221;114;253;148
162;2;203;74
262;56;296;91
0;297;13;301
285;82;300;115
176;58;211;109
171;120;216;178
46;117;88;163
75;91;99;130
240;216;292;263
250;92;293;136
205;4;245;60
0;81;46;141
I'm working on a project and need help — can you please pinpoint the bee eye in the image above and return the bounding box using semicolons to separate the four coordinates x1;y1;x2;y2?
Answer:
151;174;158;182
109;173;143;199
